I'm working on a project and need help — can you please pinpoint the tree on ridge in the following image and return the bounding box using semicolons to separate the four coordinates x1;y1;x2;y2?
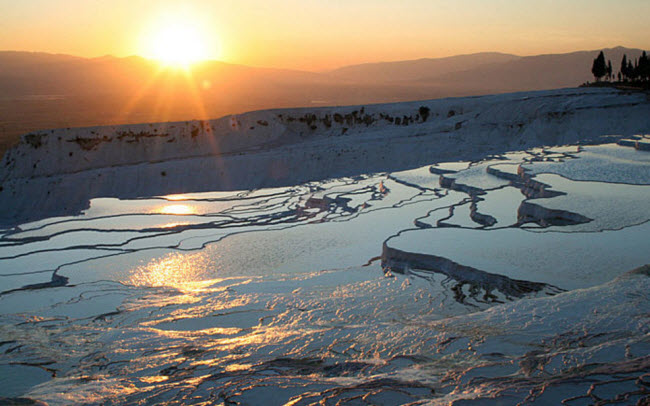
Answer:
591;51;607;81
620;54;628;81
607;60;612;80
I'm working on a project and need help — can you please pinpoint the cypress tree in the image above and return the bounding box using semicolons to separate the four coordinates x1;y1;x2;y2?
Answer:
591;51;607;81
639;51;649;82
607;60;612;81
627;60;634;80
620;54;628;81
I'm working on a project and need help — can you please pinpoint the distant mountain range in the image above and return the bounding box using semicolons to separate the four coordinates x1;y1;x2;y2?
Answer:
327;46;645;91
326;52;522;82
0;46;645;154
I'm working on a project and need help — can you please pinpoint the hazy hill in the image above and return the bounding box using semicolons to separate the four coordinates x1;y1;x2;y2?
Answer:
0;53;353;154
0;47;646;156
0;52;329;97
326;52;521;82
418;46;646;92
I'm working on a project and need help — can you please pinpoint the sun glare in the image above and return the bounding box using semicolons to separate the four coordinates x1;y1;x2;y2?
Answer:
157;204;196;215
146;23;210;67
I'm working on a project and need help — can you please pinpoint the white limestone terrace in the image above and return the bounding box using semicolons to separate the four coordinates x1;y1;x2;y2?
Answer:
0;87;649;227
3;87;650;180
1;102;649;404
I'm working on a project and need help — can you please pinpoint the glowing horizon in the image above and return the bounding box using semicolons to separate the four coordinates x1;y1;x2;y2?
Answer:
1;0;649;71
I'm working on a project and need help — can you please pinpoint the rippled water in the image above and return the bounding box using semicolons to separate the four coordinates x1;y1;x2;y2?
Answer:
1;143;649;405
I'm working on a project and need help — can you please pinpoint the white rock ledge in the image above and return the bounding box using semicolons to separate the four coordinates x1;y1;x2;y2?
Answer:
0;87;649;227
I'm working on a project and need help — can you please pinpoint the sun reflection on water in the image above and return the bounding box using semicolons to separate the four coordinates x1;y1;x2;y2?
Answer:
139;376;169;384
157;204;196;215
127;251;216;291
164;194;190;201
225;363;254;372
159;222;190;228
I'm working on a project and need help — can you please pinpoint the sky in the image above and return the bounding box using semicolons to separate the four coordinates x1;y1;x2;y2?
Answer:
1;0;649;71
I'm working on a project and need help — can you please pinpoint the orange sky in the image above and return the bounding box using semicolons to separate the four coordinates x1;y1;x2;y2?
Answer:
1;0;649;71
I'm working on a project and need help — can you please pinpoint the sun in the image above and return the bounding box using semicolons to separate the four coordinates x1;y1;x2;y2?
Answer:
145;23;210;67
